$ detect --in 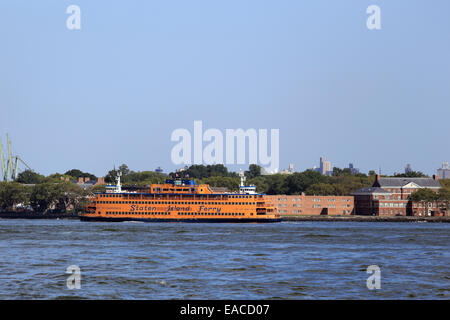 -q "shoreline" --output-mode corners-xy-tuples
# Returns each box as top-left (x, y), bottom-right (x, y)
(0, 212), (79, 220)
(1, 212), (449, 223)
(281, 215), (450, 223)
